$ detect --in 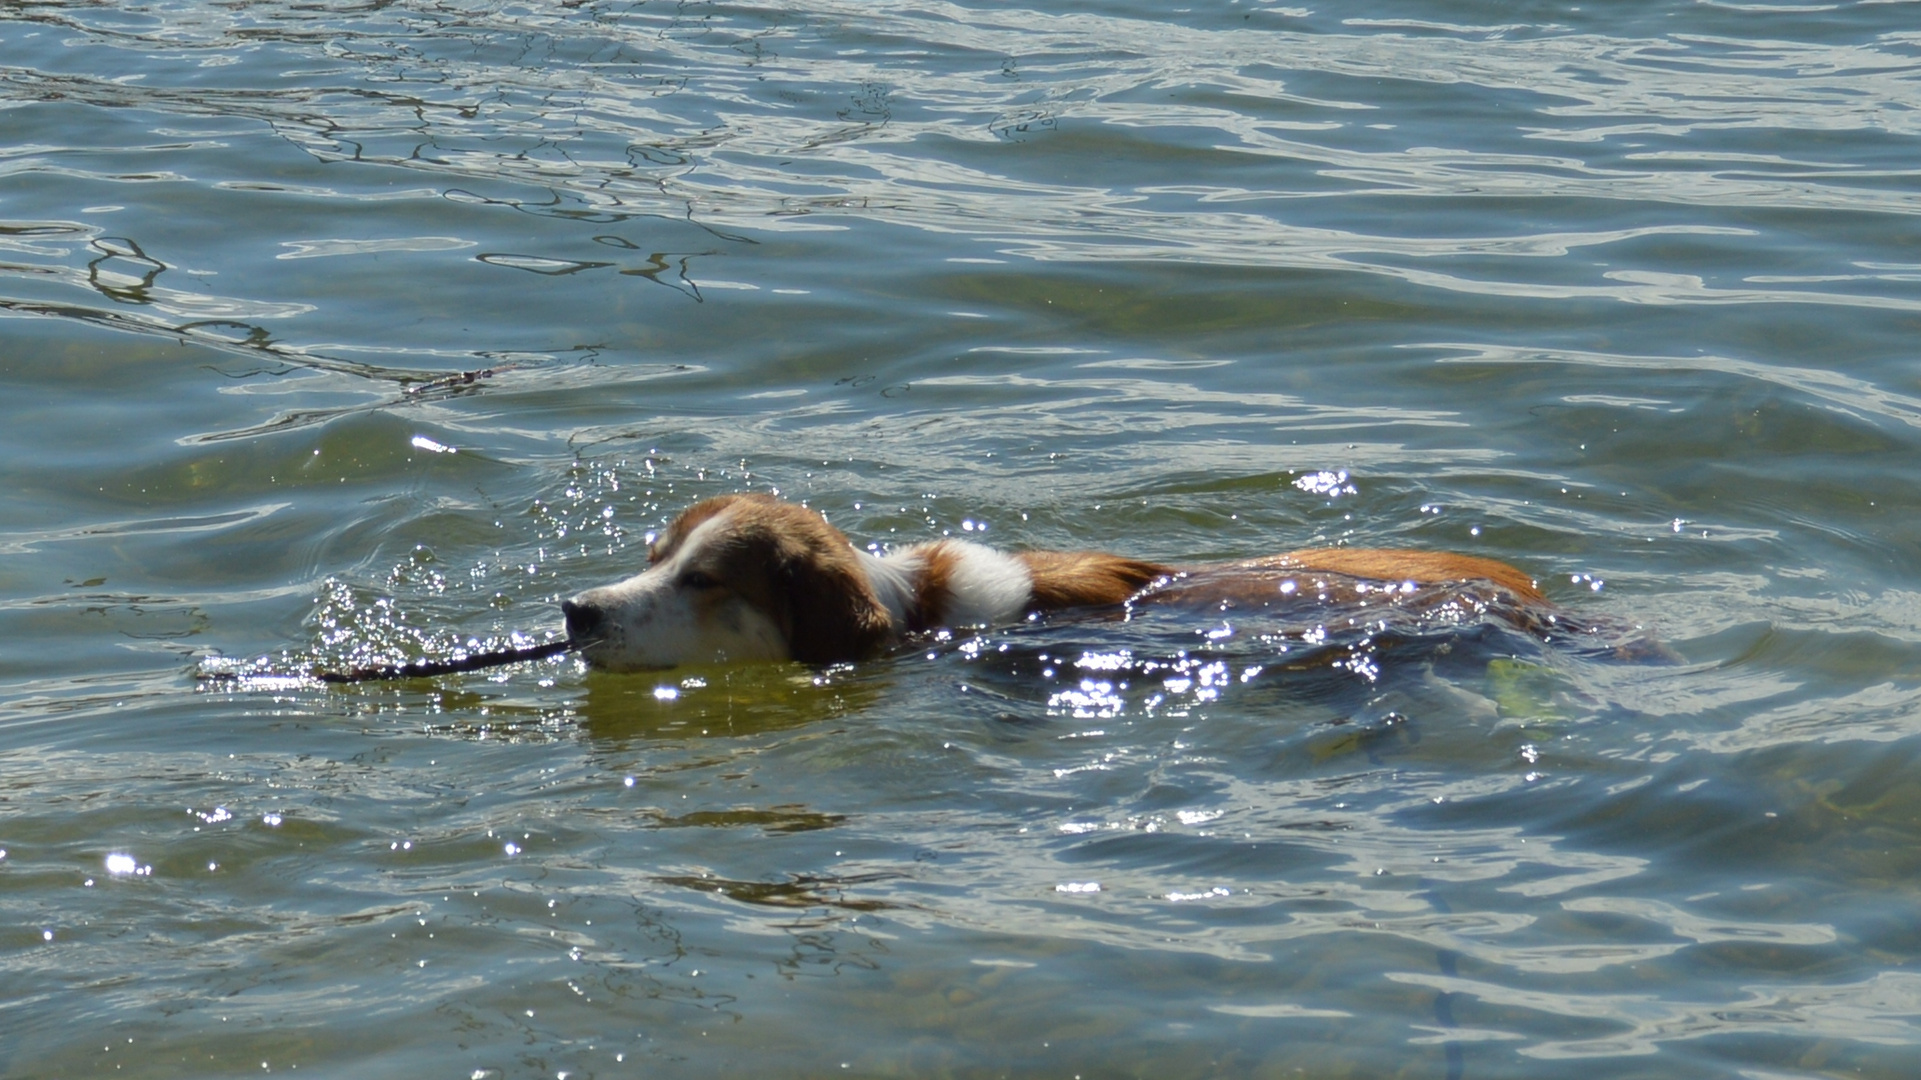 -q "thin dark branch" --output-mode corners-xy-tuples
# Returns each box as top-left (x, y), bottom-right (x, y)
(314, 640), (574, 682)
